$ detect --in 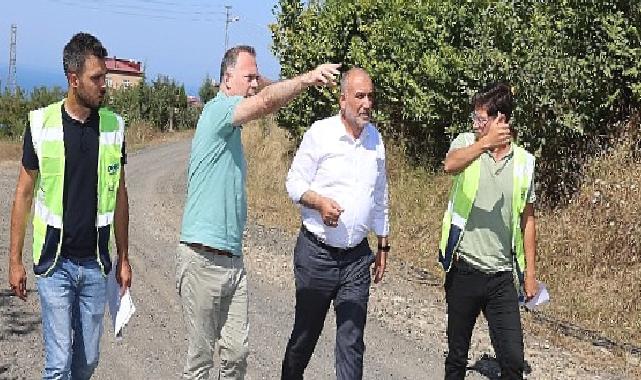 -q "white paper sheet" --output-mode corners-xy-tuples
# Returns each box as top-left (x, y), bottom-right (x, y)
(524, 280), (550, 310)
(107, 260), (136, 338)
